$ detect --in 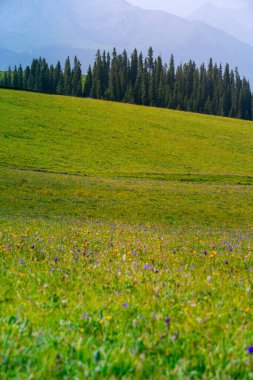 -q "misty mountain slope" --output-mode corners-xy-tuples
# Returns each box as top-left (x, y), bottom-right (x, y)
(1, 0), (253, 83)
(189, 2), (253, 47)
(0, 47), (34, 68)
